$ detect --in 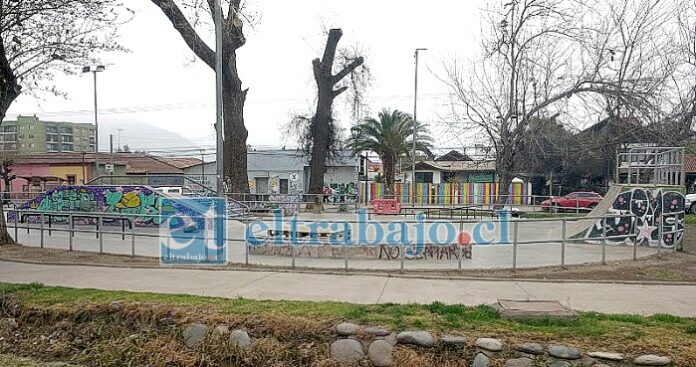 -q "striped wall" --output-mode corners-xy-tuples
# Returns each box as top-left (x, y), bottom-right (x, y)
(359, 182), (532, 205)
